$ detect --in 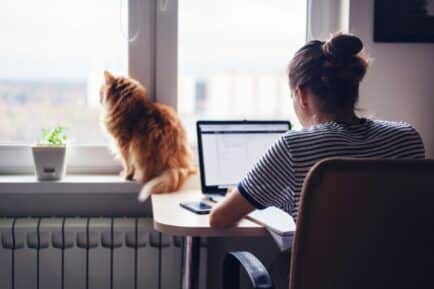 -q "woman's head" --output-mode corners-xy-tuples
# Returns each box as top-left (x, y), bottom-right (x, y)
(288, 33), (369, 126)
